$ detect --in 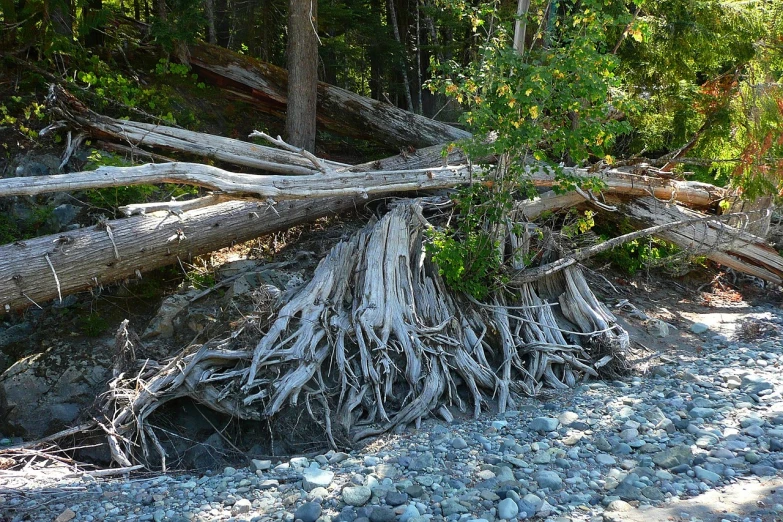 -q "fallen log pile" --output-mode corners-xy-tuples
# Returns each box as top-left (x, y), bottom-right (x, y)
(185, 43), (472, 149)
(1, 85), (781, 469)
